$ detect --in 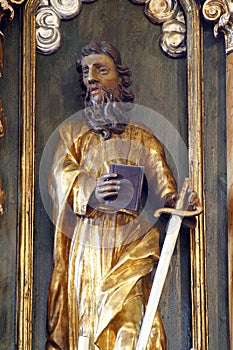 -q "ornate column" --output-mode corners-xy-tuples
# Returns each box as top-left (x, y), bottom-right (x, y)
(203, 1), (233, 348)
